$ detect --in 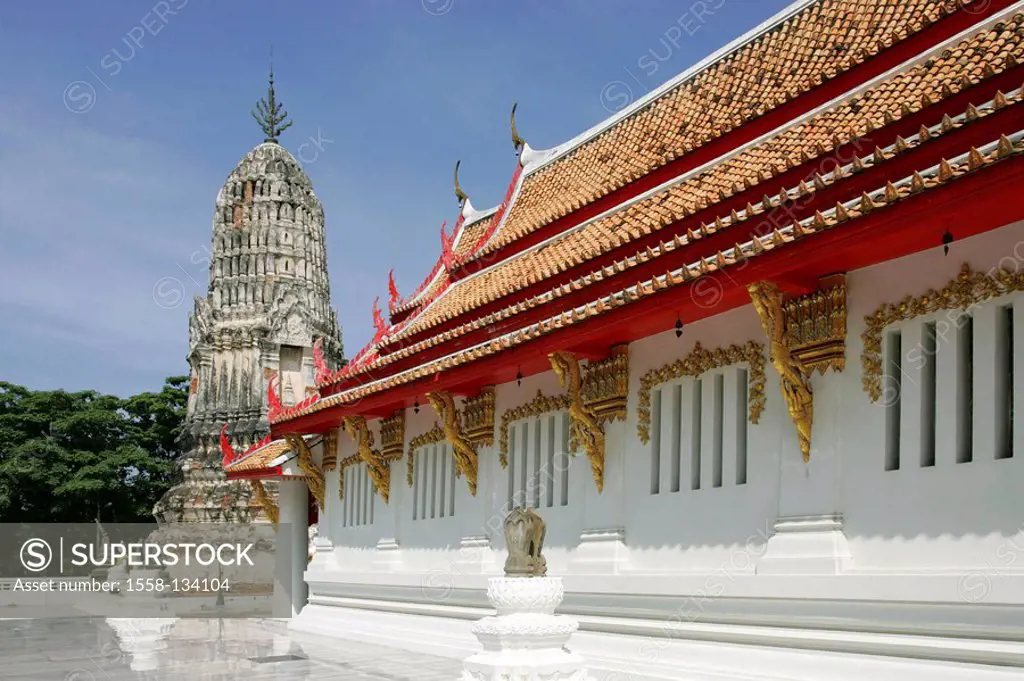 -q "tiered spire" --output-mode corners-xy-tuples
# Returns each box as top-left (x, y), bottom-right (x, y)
(252, 51), (293, 144)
